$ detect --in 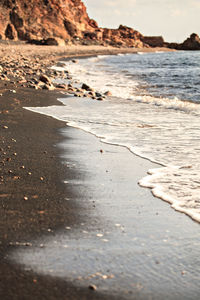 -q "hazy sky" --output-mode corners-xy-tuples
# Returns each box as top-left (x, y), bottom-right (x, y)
(84, 0), (200, 42)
